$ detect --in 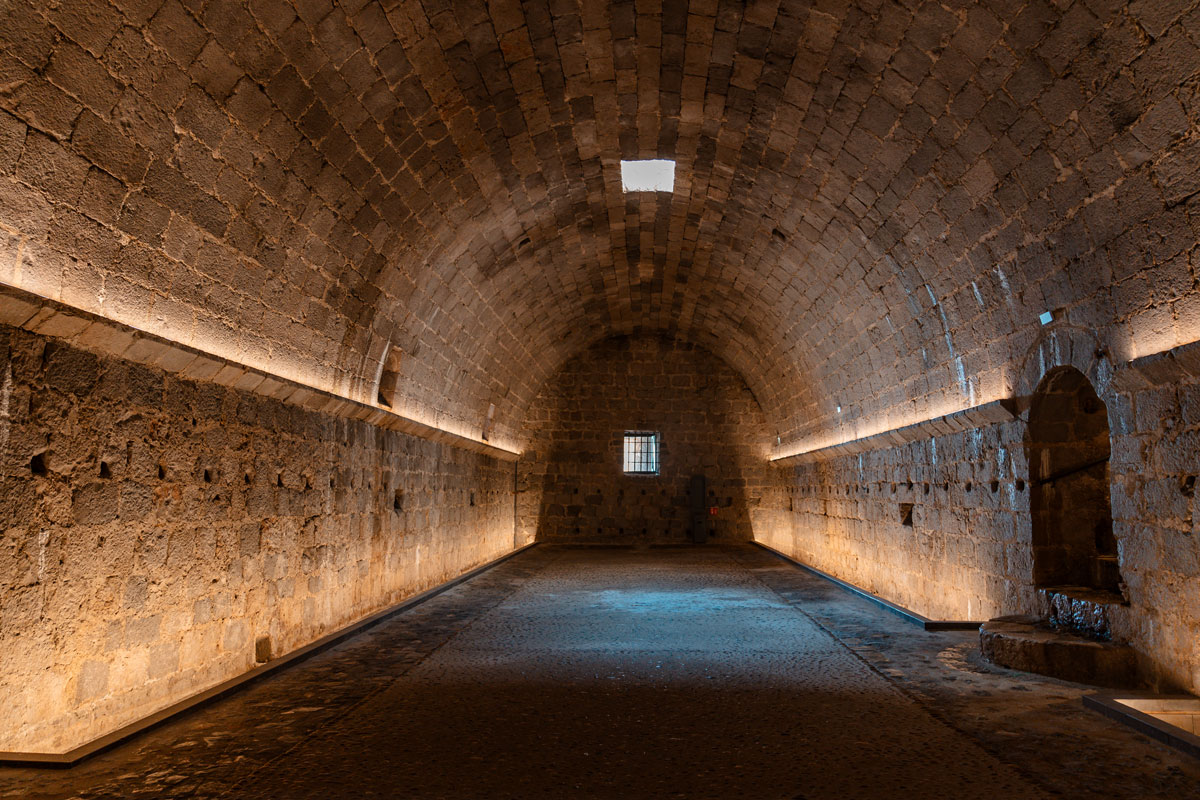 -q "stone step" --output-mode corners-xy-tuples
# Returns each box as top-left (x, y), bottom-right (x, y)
(980, 616), (1137, 688)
